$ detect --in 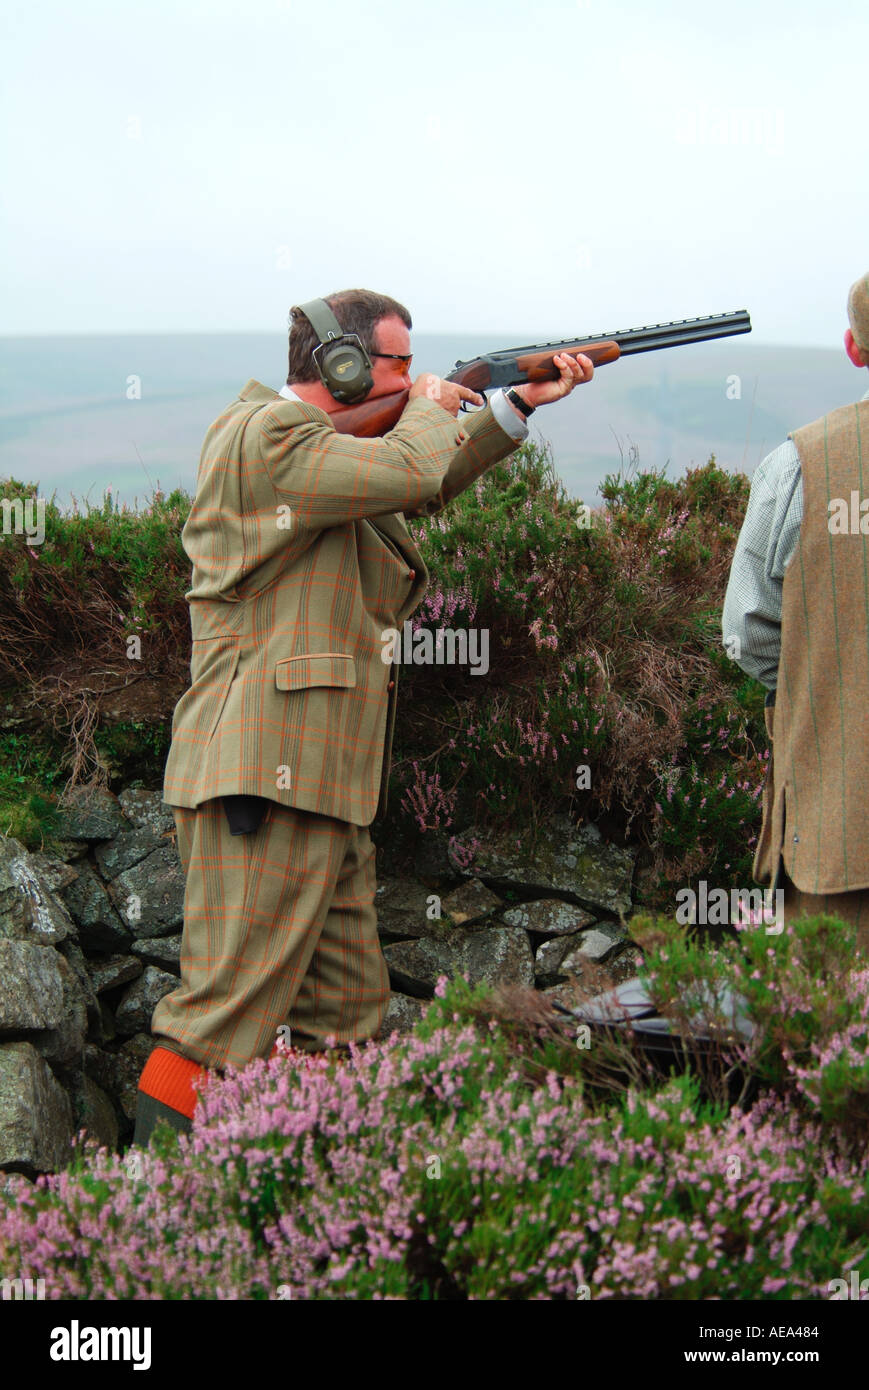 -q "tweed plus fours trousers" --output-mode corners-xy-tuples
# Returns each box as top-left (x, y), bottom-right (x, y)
(150, 798), (391, 1070)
